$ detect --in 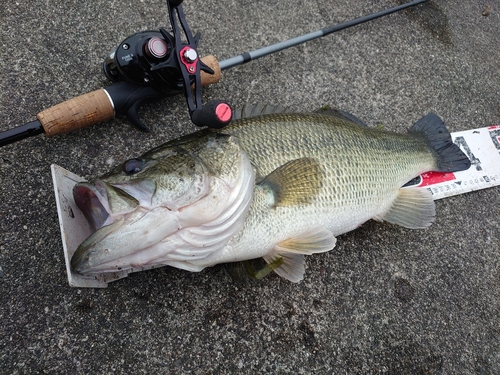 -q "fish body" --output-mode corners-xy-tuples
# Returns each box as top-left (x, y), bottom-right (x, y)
(71, 108), (470, 282)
